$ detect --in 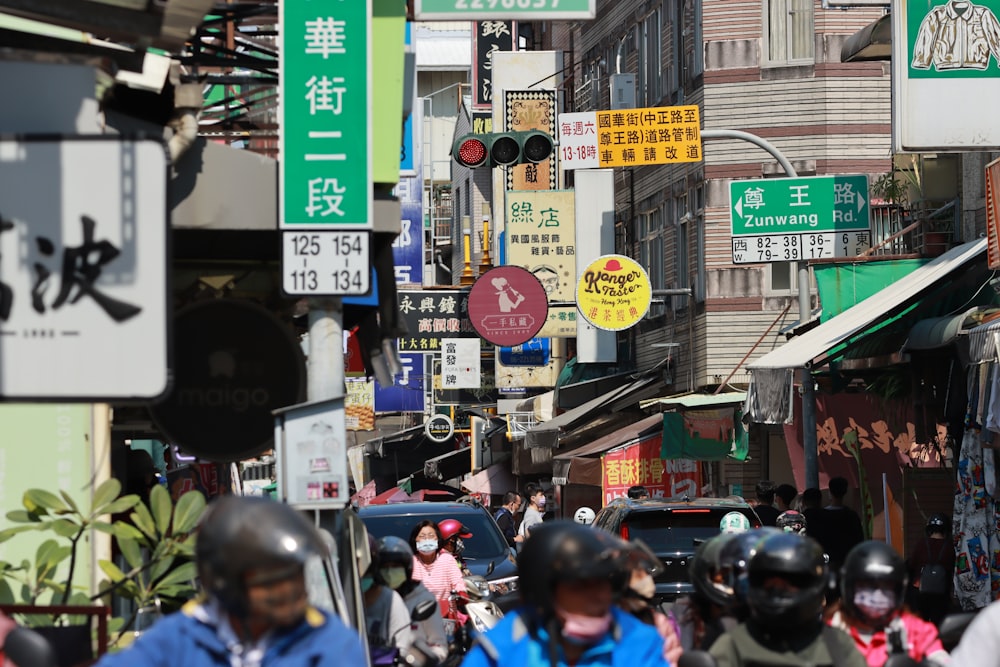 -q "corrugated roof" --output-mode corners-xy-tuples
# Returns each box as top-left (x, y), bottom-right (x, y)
(416, 35), (471, 69)
(641, 392), (747, 409)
